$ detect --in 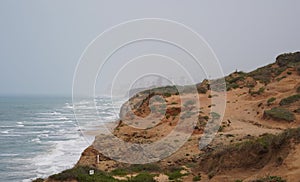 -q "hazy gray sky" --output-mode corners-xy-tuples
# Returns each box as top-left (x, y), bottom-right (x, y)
(0, 0), (299, 96)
